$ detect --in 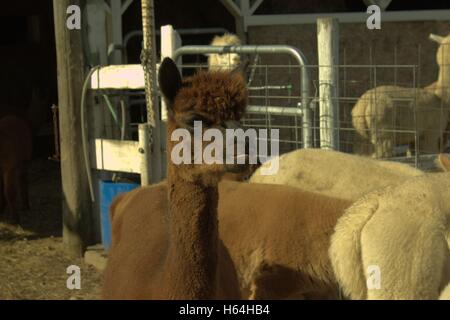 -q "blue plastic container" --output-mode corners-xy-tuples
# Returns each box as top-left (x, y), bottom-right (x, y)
(100, 180), (139, 251)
